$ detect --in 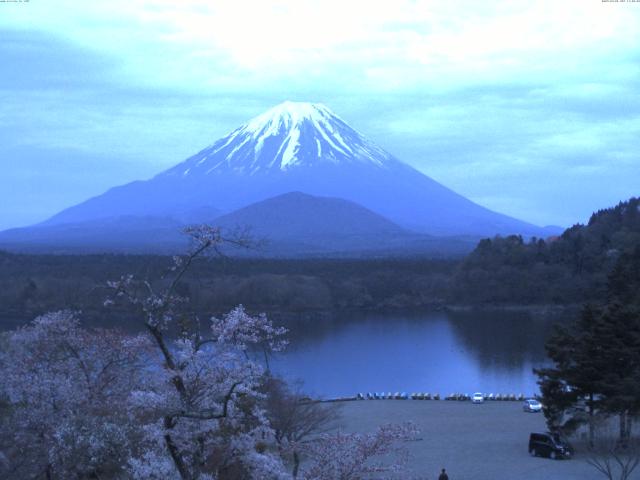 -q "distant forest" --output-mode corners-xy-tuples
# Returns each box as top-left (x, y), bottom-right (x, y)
(1, 197), (638, 327)
(452, 197), (640, 304)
